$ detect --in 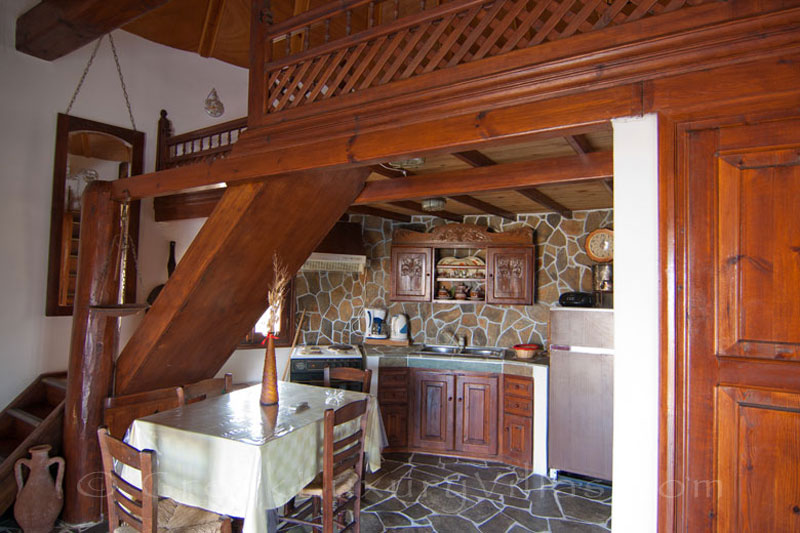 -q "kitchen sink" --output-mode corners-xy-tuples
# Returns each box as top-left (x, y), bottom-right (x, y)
(410, 344), (508, 359)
